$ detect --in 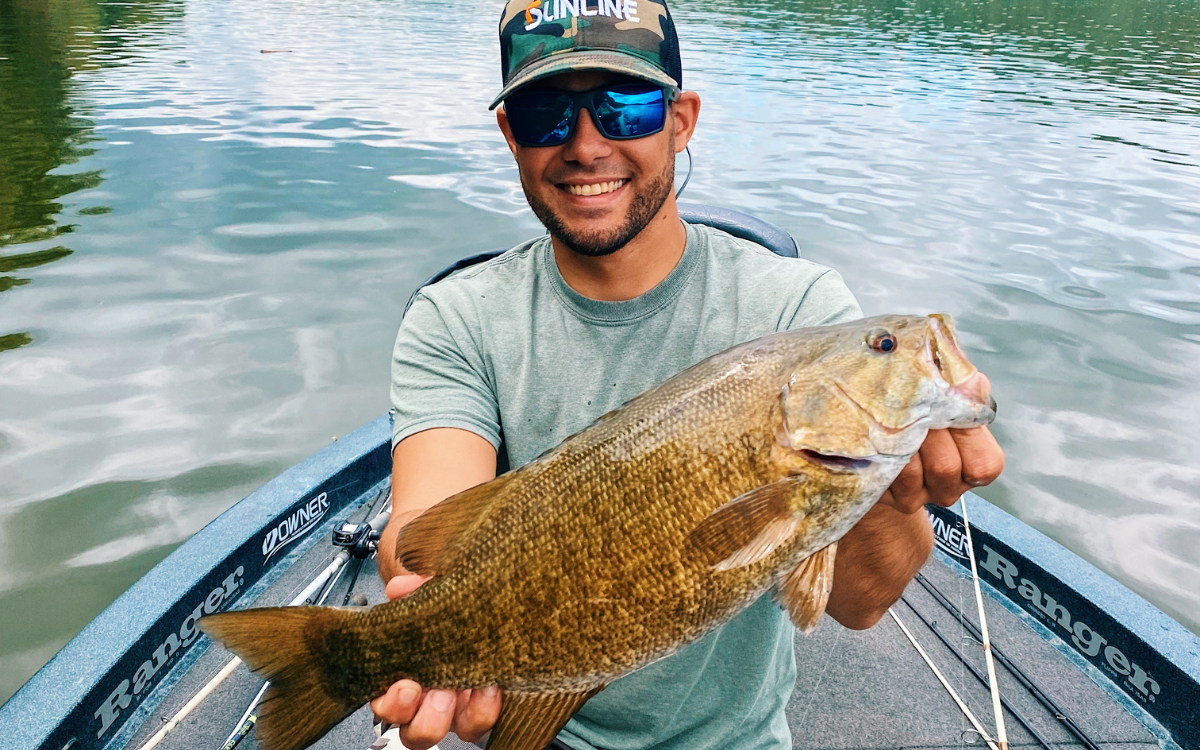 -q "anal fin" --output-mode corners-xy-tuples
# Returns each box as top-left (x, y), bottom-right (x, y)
(485, 687), (605, 750)
(776, 542), (837, 634)
(687, 476), (810, 570)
